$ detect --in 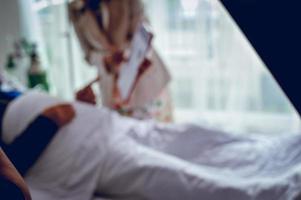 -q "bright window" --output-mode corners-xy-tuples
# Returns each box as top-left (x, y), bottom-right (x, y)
(144, 0), (301, 134)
